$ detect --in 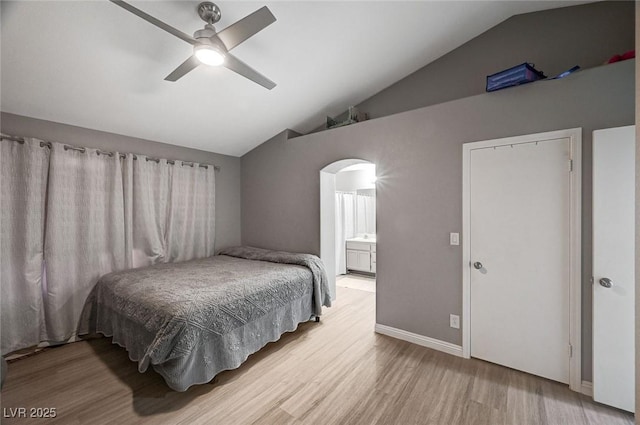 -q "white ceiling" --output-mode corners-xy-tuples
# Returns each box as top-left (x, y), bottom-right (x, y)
(1, 1), (588, 157)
